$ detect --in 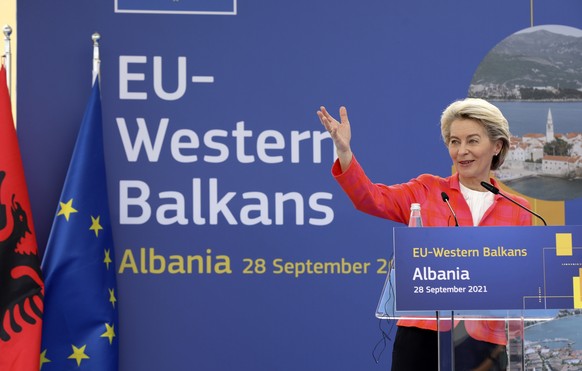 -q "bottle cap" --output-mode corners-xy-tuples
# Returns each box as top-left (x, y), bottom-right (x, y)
(410, 203), (421, 210)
